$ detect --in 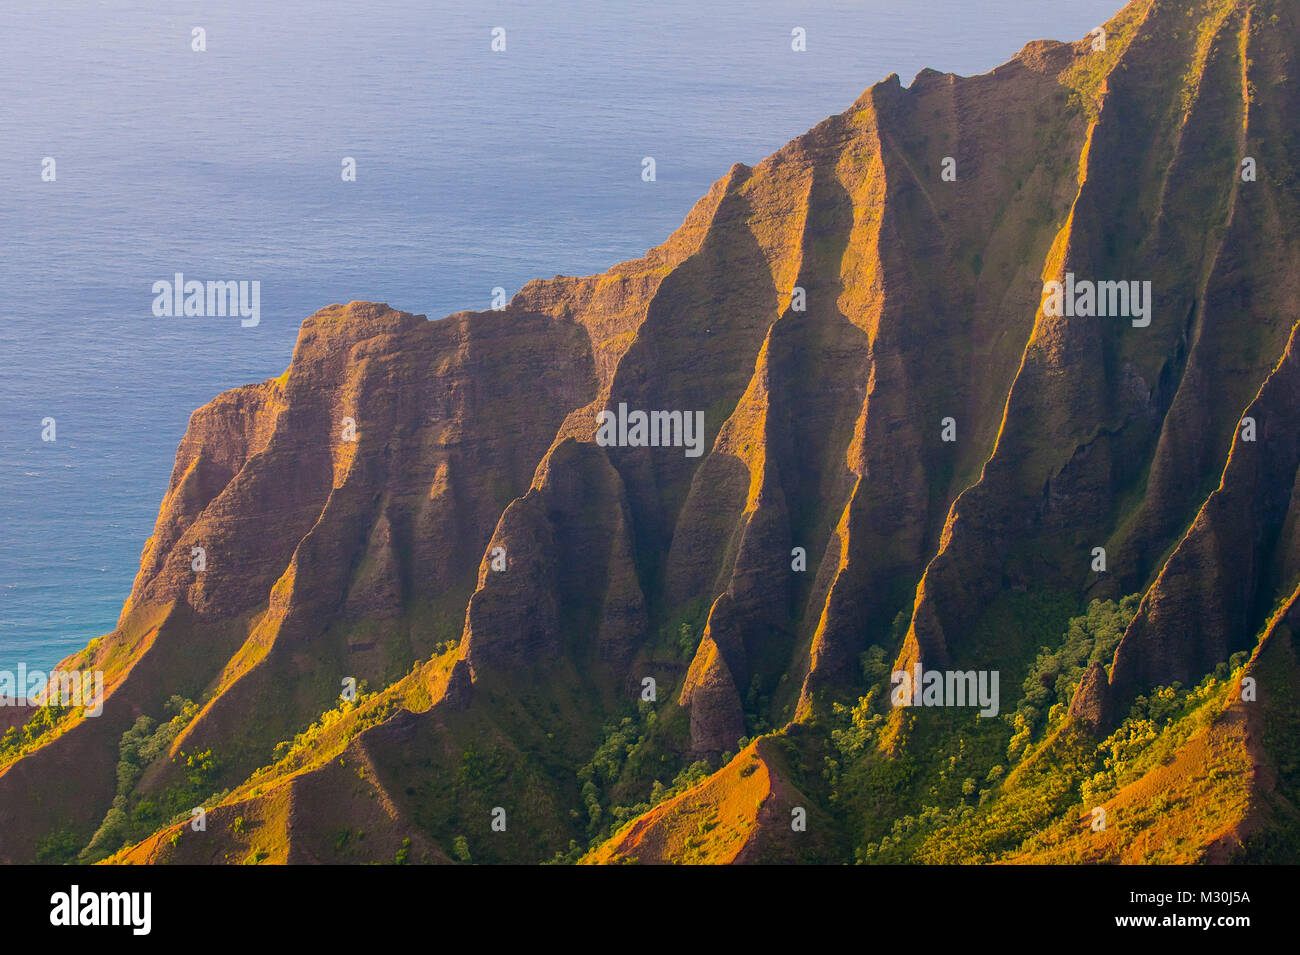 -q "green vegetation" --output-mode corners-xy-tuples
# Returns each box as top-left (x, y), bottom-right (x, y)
(452, 835), (472, 863)
(35, 828), (84, 865)
(571, 701), (714, 848)
(1238, 634), (1300, 862)
(79, 696), (227, 863)
(1008, 595), (1140, 758)
(1080, 659), (1246, 808)
(0, 704), (73, 768)
(811, 595), (1259, 863)
(267, 685), (385, 768)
